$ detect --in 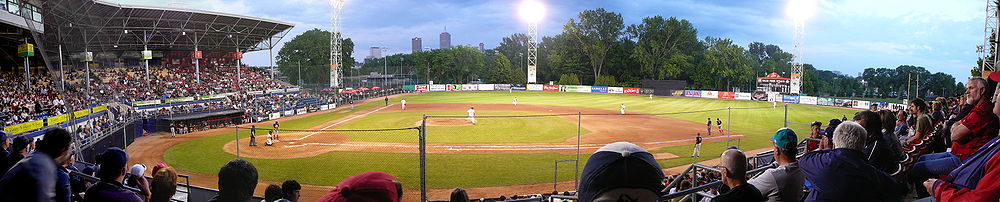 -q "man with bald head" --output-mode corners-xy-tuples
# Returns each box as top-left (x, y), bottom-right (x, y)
(800, 121), (907, 201)
(711, 149), (764, 202)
